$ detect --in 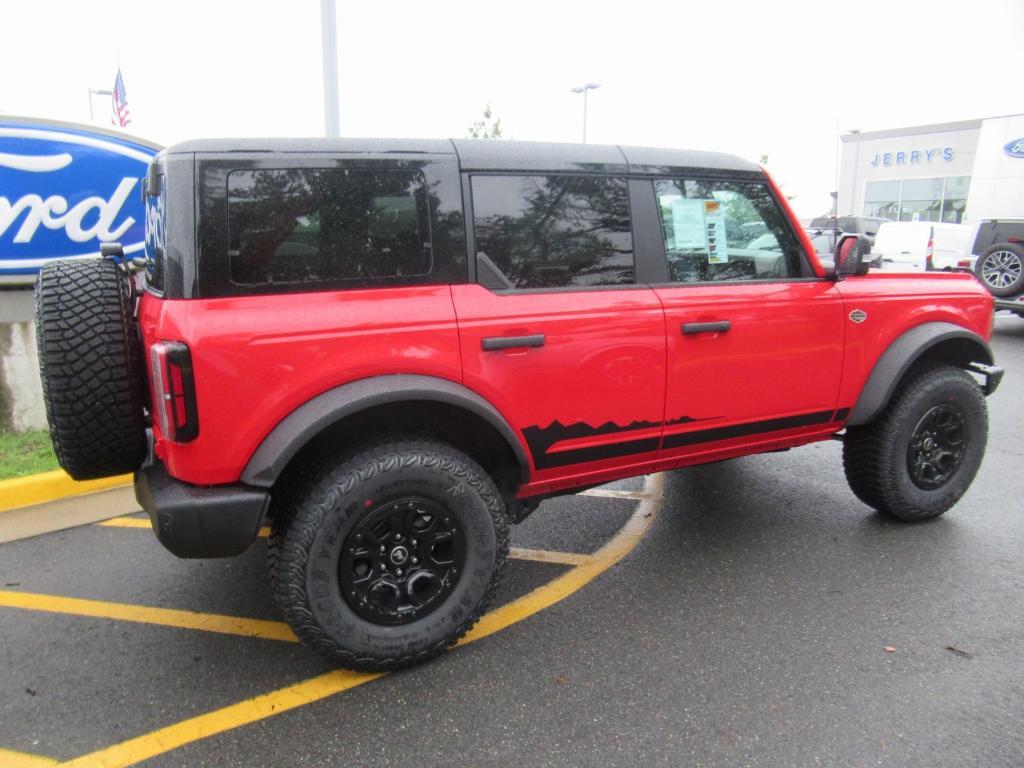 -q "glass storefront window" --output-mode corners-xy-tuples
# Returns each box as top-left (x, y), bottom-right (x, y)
(863, 176), (970, 224)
